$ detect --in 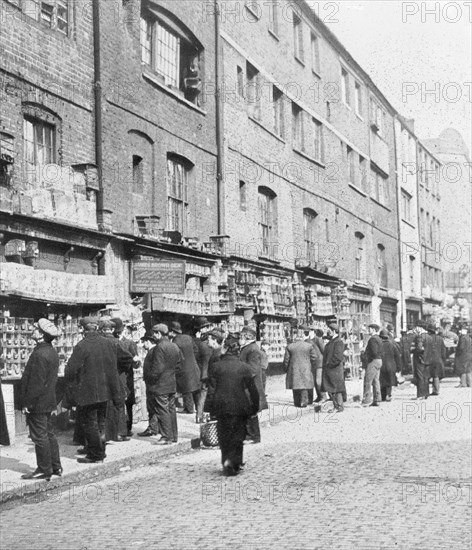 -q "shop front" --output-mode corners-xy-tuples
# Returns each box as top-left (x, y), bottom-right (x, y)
(405, 298), (422, 329)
